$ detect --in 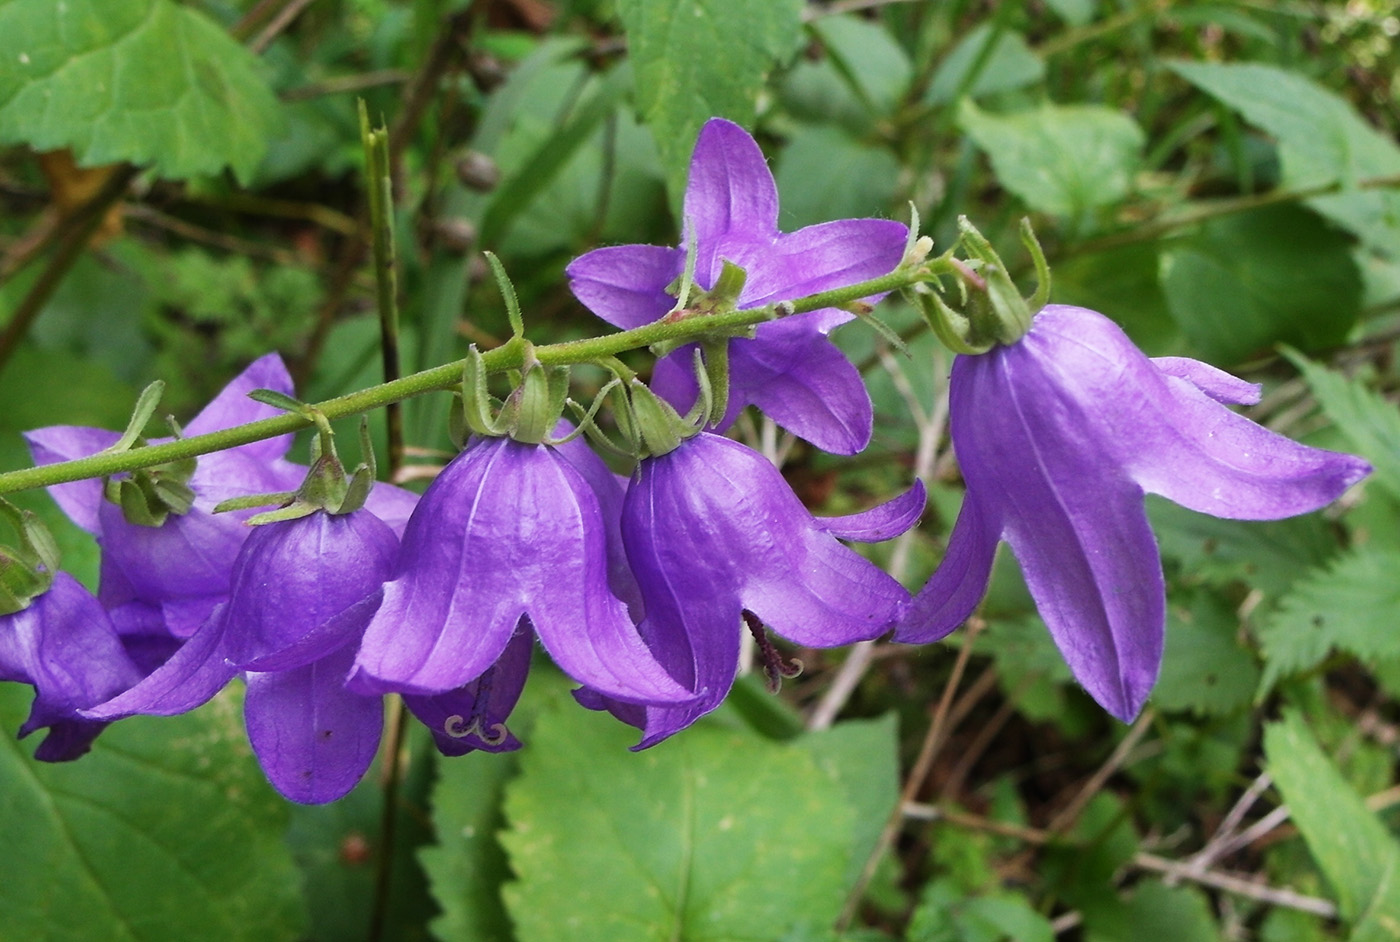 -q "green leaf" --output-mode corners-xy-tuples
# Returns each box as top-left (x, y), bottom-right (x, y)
(1264, 711), (1400, 925)
(1159, 204), (1361, 364)
(0, 685), (306, 942)
(1170, 61), (1400, 257)
(1084, 881), (1222, 942)
(1043, 0), (1096, 26)
(1150, 498), (1337, 599)
(926, 24), (1044, 106)
(957, 100), (1144, 218)
(808, 14), (912, 116)
(0, 0), (282, 184)
(1256, 547), (1400, 690)
(421, 751), (519, 942)
(617, 0), (804, 203)
(501, 700), (857, 941)
(908, 879), (1056, 942)
(1051, 241), (1179, 355)
(792, 714), (900, 891)
(1288, 353), (1400, 504)
(774, 124), (901, 230)
(1154, 590), (1259, 717)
